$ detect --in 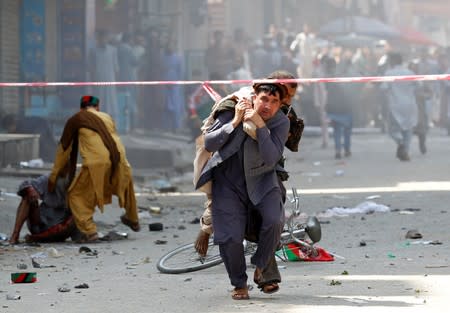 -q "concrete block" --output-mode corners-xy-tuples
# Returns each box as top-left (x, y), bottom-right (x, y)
(0, 134), (40, 168)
